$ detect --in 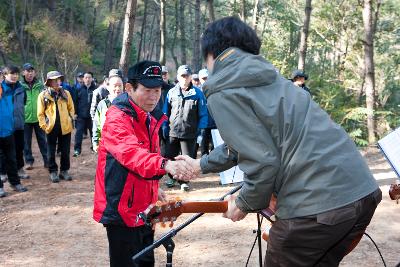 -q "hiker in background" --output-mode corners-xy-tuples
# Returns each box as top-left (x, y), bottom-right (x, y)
(290, 70), (311, 95)
(162, 65), (208, 191)
(90, 69), (123, 120)
(21, 63), (48, 170)
(37, 71), (75, 183)
(74, 72), (96, 156)
(192, 73), (201, 87)
(0, 65), (29, 197)
(0, 66), (6, 183)
(92, 73), (123, 152)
